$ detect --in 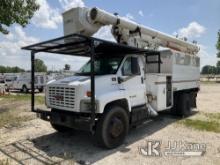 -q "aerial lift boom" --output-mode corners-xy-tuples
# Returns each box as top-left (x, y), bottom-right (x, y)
(63, 7), (199, 54)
